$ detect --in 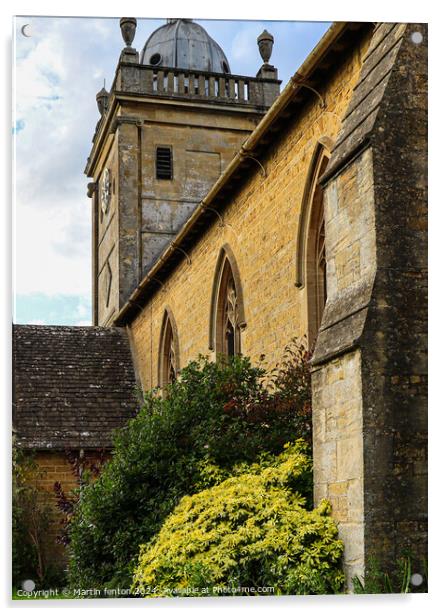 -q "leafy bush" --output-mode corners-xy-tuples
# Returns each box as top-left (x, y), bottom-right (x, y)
(68, 344), (312, 589)
(53, 449), (107, 547)
(132, 440), (344, 596)
(12, 444), (52, 586)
